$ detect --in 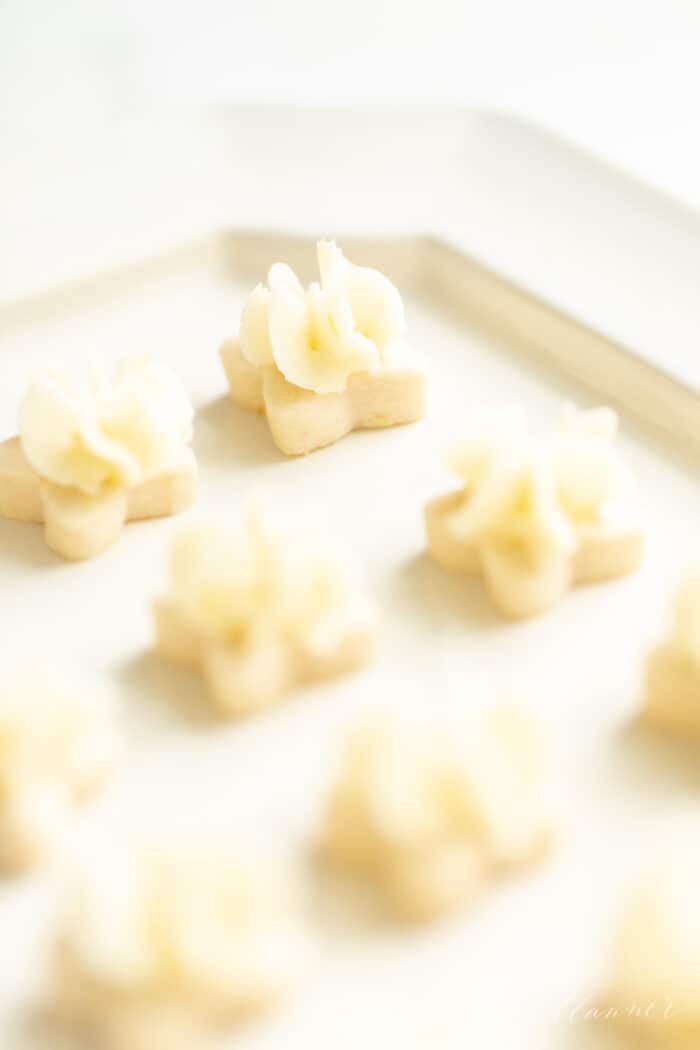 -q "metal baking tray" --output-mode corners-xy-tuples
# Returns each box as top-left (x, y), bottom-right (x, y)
(2, 111), (700, 1050)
